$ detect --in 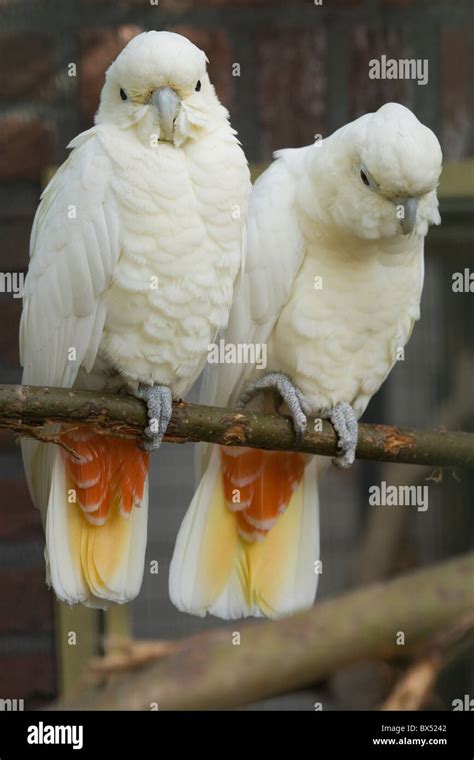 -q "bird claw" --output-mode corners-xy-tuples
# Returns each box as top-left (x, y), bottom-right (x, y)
(237, 371), (310, 442)
(133, 384), (173, 451)
(330, 401), (358, 468)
